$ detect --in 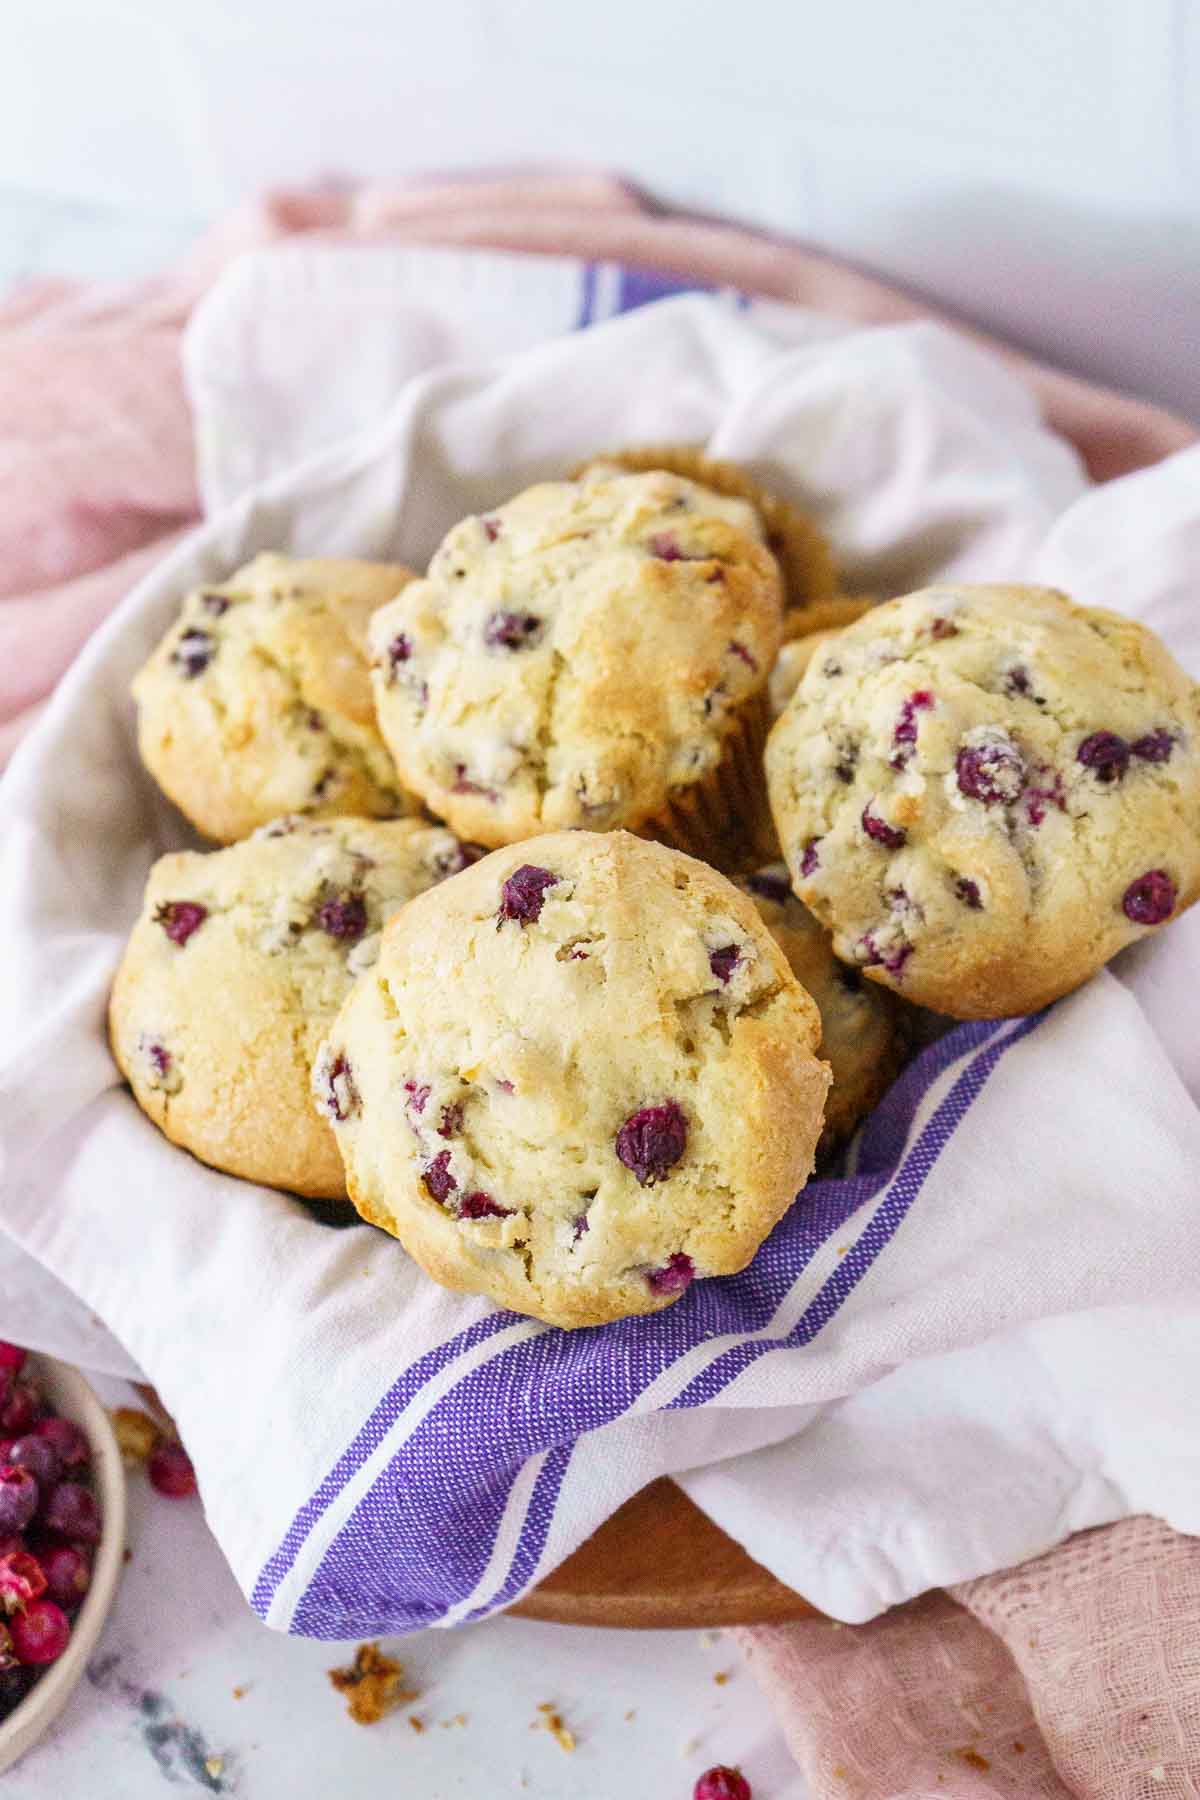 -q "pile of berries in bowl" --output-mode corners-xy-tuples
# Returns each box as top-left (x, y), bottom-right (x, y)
(0, 1343), (126, 1773)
